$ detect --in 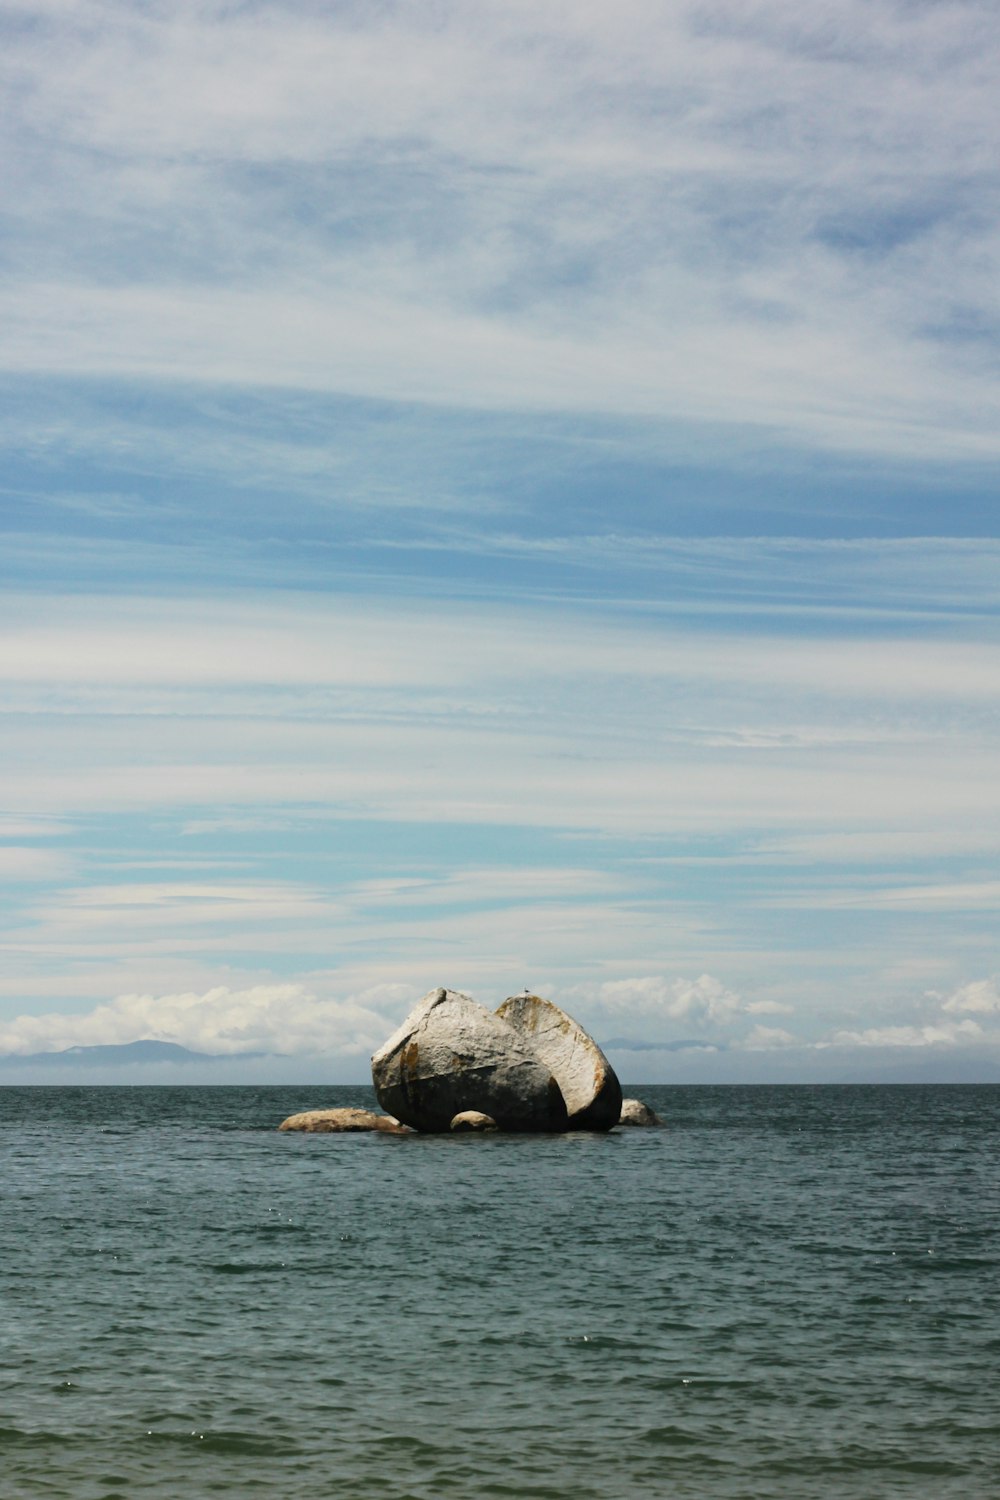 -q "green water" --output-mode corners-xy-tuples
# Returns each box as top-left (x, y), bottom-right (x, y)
(1, 1084), (998, 1498)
